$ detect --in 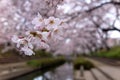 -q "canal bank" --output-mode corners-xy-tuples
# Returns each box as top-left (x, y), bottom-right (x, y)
(0, 61), (35, 80)
(11, 63), (73, 80)
(0, 57), (66, 80)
